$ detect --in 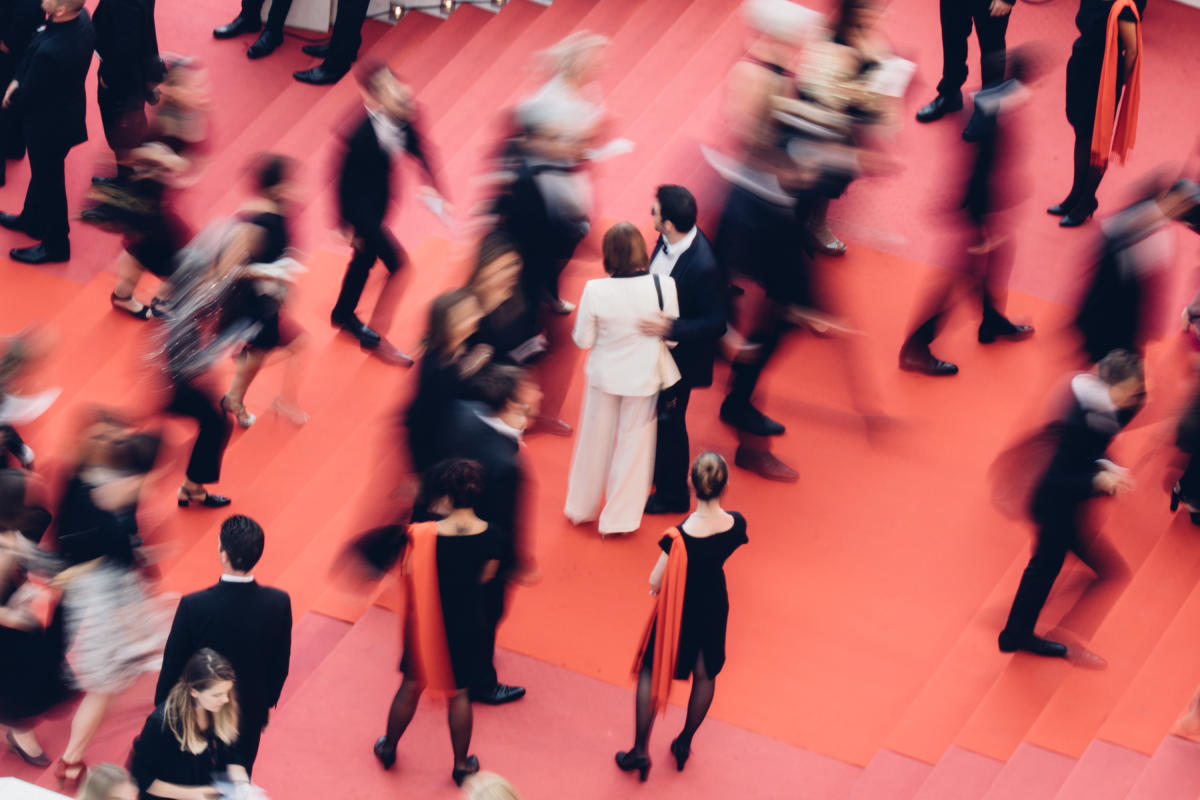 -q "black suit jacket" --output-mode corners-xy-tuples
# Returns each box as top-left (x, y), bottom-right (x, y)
(0, 0), (45, 83)
(11, 11), (94, 148)
(93, 0), (162, 95)
(154, 579), (292, 727)
(652, 230), (726, 388)
(437, 401), (527, 572)
(336, 110), (436, 232)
